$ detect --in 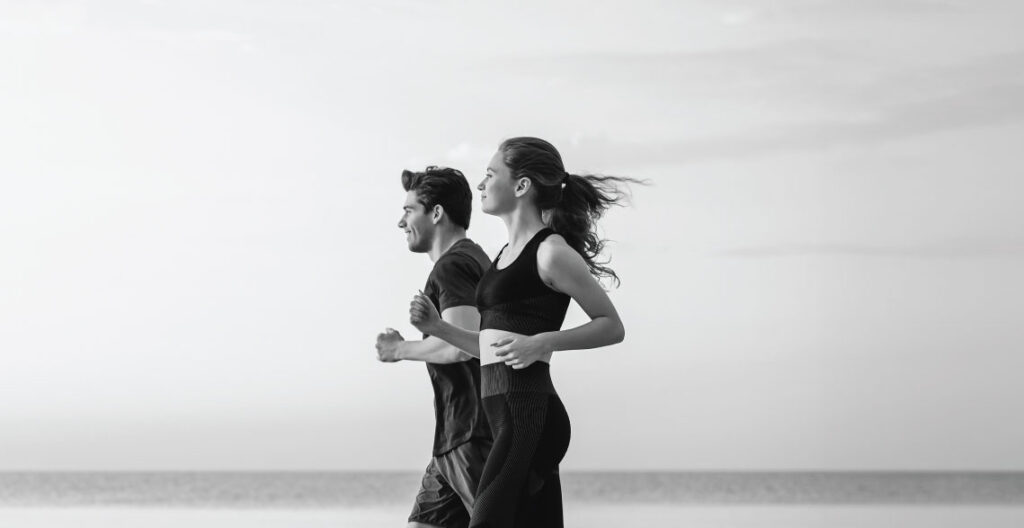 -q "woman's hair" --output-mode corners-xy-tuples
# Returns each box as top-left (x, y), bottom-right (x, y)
(498, 137), (645, 287)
